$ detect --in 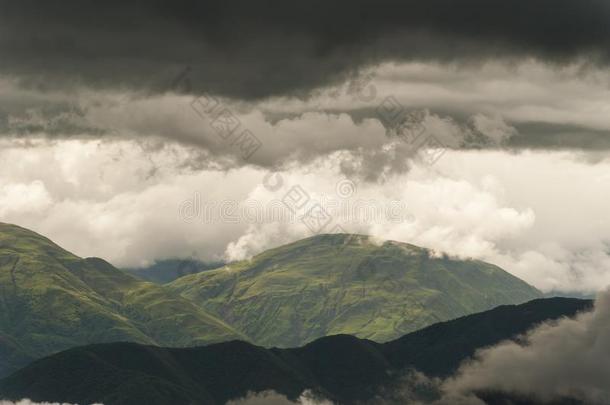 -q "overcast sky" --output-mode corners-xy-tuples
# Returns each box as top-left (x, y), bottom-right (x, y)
(1, 0), (609, 293)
